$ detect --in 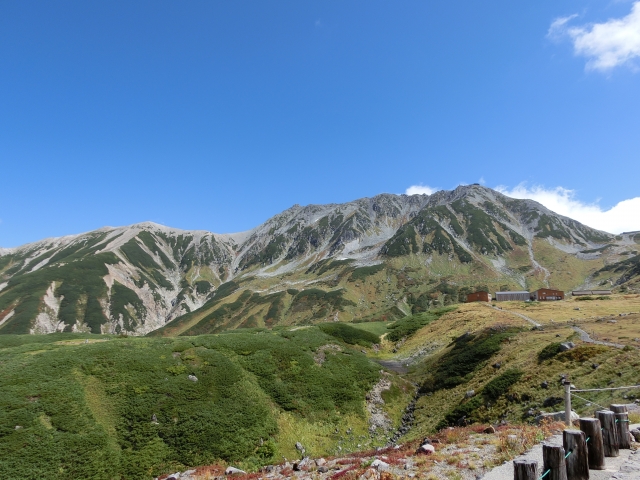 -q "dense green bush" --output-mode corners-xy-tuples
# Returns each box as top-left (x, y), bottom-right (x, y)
(349, 265), (385, 282)
(538, 342), (563, 362)
(482, 369), (523, 400)
(421, 327), (517, 393)
(318, 322), (380, 347)
(0, 328), (380, 479)
(438, 368), (523, 429)
(387, 307), (455, 343)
